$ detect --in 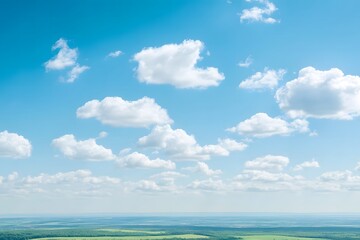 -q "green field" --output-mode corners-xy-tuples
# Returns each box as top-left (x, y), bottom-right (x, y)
(97, 229), (166, 234)
(32, 234), (209, 240)
(239, 236), (328, 240)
